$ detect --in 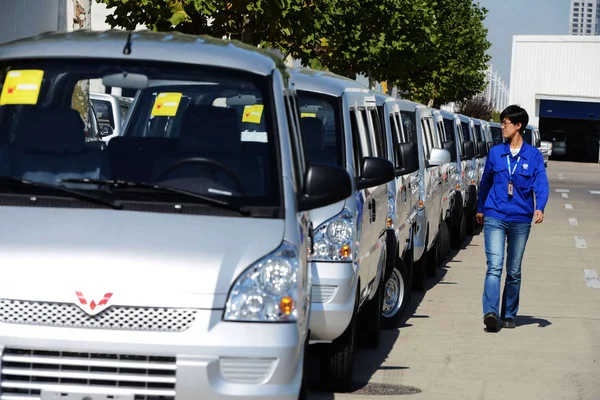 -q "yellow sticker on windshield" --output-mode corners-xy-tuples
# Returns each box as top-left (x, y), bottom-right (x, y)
(151, 92), (182, 117)
(242, 104), (264, 124)
(0, 69), (44, 105)
(301, 112), (317, 118)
